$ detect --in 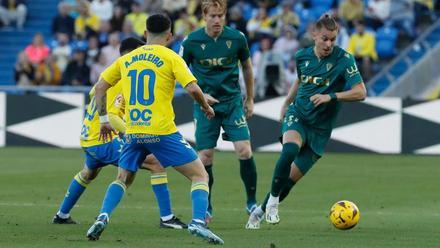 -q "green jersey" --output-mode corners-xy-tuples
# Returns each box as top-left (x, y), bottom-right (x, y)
(291, 46), (363, 130)
(180, 26), (250, 102)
